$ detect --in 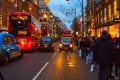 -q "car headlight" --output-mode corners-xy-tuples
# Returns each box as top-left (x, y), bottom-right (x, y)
(70, 44), (73, 47)
(59, 44), (62, 47)
(7, 48), (10, 51)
